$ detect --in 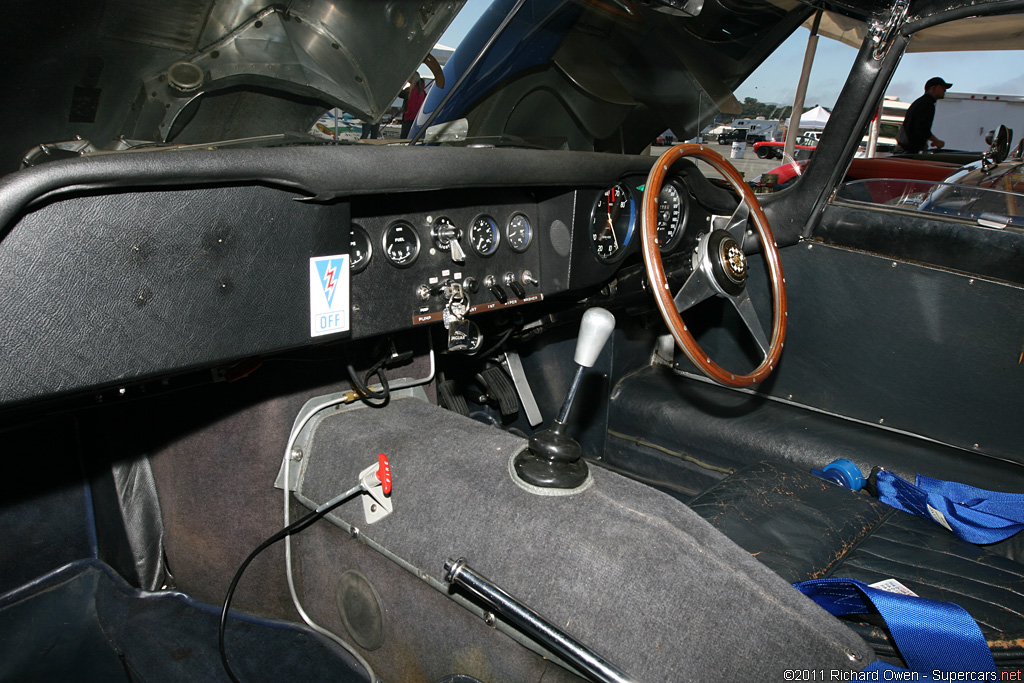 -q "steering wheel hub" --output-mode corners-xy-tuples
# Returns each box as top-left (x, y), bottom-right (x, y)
(722, 238), (747, 282)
